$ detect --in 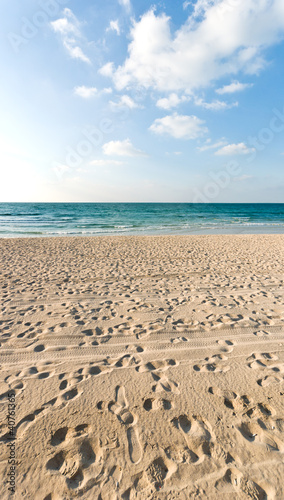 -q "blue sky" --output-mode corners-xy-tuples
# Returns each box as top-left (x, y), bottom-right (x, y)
(1, 0), (284, 202)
